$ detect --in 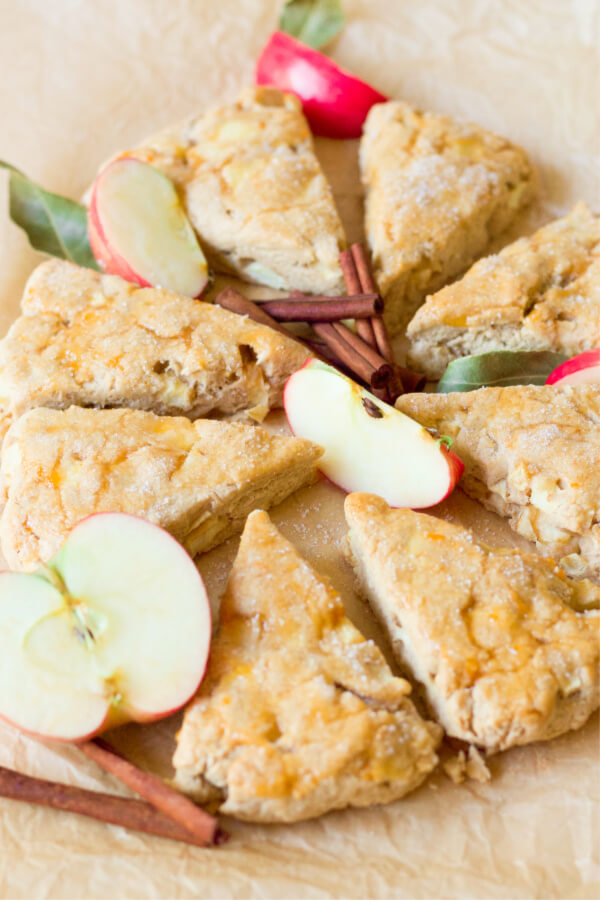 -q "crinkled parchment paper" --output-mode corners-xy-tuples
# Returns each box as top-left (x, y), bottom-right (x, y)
(0, 1), (598, 897)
